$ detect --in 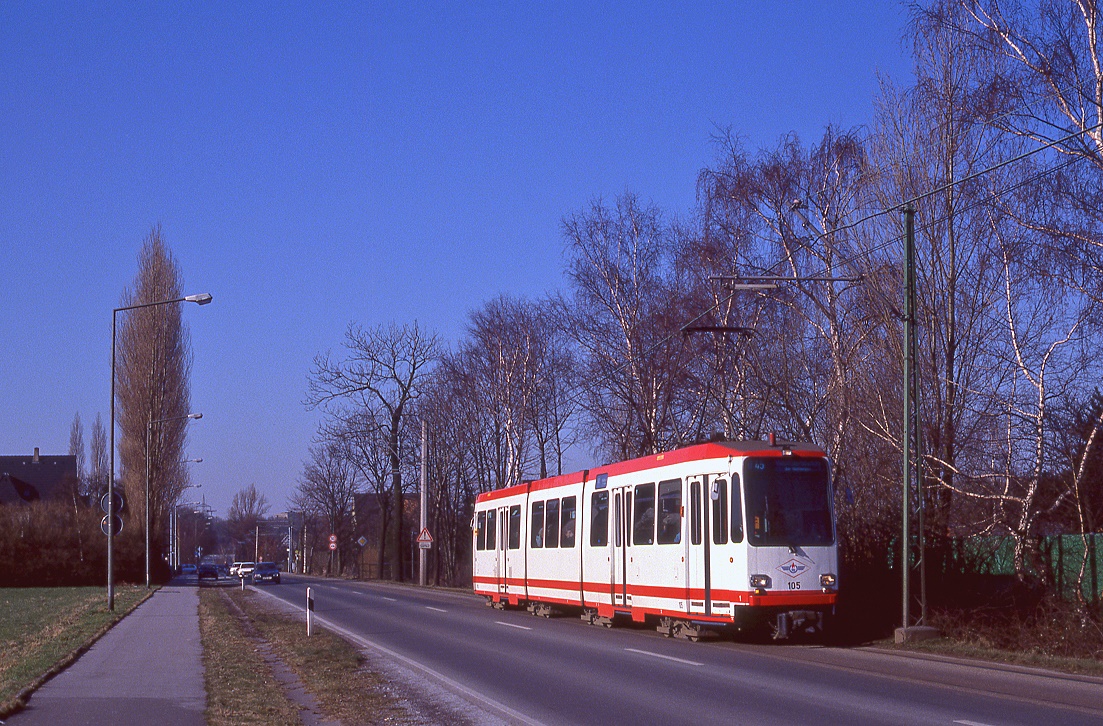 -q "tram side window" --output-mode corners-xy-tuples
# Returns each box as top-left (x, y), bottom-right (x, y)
(545, 498), (560, 548)
(590, 491), (609, 546)
(531, 501), (544, 548)
(657, 479), (681, 544)
(508, 505), (521, 550)
(561, 496), (577, 548)
(712, 478), (729, 546)
(633, 483), (655, 545)
(476, 511), (487, 551)
(690, 481), (702, 545)
(731, 473), (744, 543)
(486, 510), (496, 550)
